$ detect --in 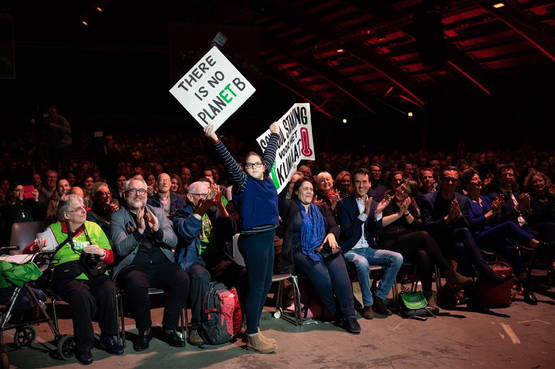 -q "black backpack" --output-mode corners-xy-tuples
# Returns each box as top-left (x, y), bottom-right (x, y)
(200, 282), (242, 345)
